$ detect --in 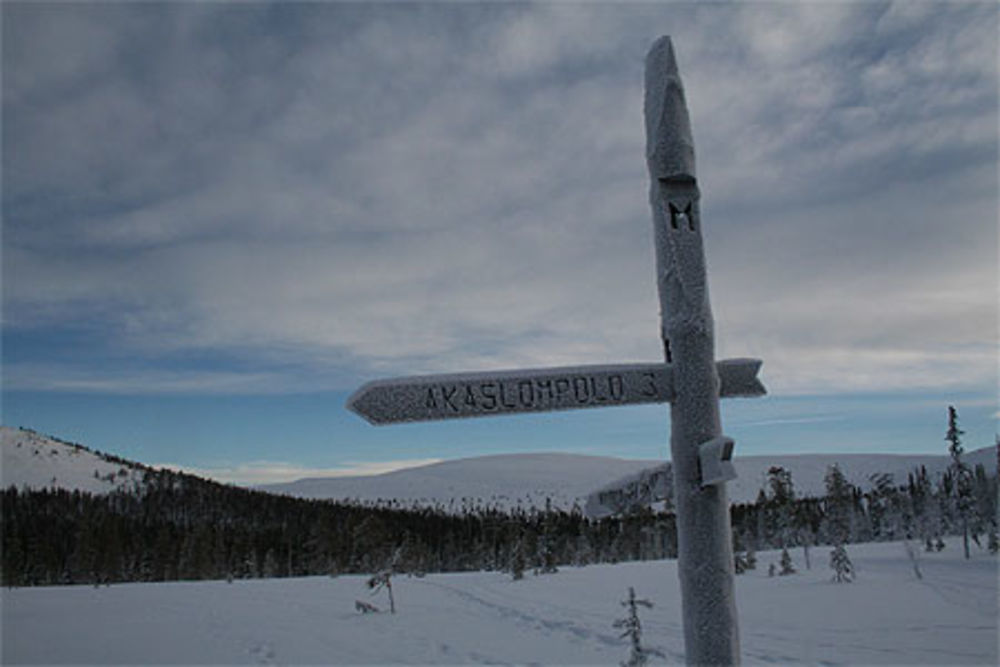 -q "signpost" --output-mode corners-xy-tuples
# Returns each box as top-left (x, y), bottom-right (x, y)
(348, 35), (761, 666)
(349, 358), (763, 425)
